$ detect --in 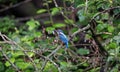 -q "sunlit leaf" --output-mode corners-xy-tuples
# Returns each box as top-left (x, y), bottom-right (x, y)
(108, 42), (117, 49)
(51, 7), (60, 15)
(26, 19), (40, 31)
(12, 51), (24, 58)
(34, 32), (42, 37)
(5, 58), (15, 67)
(37, 9), (47, 14)
(46, 27), (55, 33)
(60, 61), (67, 67)
(77, 4), (85, 8)
(101, 34), (109, 39)
(16, 62), (30, 70)
(64, 19), (74, 24)
(27, 52), (35, 57)
(53, 23), (66, 28)
(70, 28), (78, 33)
(83, 62), (89, 67)
(107, 26), (114, 32)
(96, 24), (108, 32)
